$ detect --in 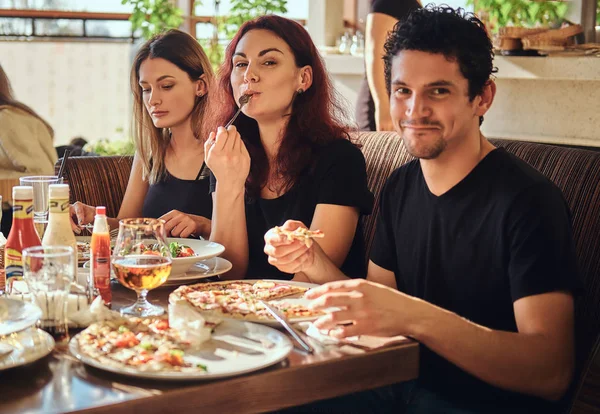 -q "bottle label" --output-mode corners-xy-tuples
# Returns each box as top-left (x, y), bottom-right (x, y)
(92, 256), (112, 304)
(5, 248), (23, 279)
(49, 198), (70, 214)
(13, 200), (34, 219)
